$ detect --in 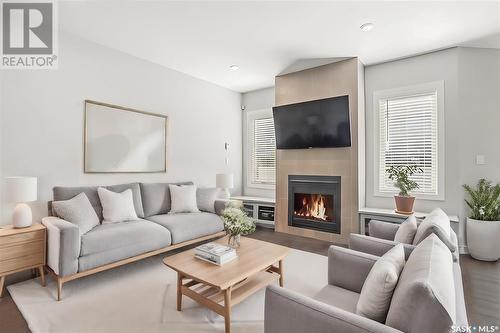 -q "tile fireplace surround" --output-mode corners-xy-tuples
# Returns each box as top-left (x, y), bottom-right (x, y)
(288, 175), (341, 234)
(274, 57), (363, 244)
